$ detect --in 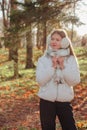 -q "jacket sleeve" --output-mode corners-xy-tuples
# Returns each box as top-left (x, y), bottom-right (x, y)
(36, 57), (55, 86)
(62, 56), (80, 86)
